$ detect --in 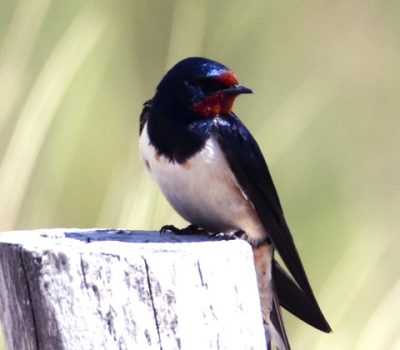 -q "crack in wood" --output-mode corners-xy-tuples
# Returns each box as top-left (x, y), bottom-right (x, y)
(79, 255), (89, 291)
(19, 247), (40, 350)
(196, 260), (208, 288)
(142, 257), (163, 350)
